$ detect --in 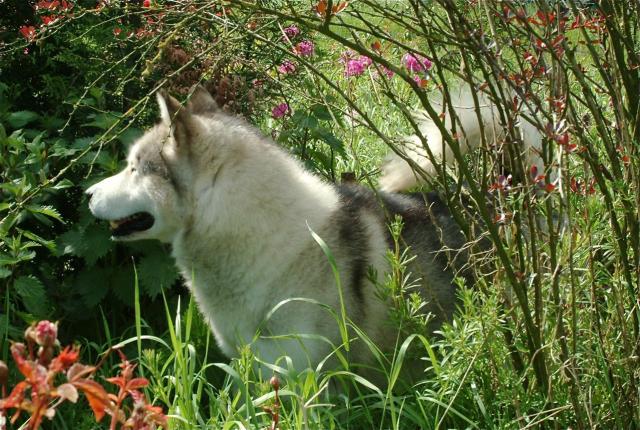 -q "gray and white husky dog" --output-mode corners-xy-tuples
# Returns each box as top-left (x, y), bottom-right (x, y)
(87, 86), (538, 378)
